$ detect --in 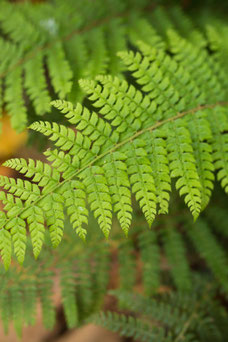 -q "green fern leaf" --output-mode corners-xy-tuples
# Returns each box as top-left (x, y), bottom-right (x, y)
(0, 39), (228, 264)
